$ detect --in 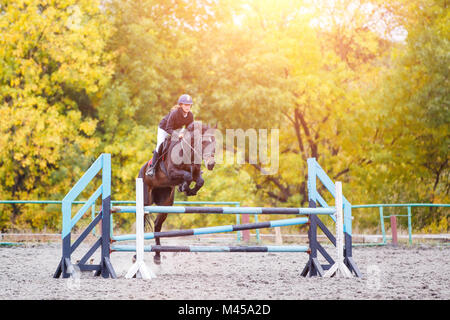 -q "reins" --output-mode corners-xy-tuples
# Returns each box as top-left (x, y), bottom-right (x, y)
(180, 132), (215, 161)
